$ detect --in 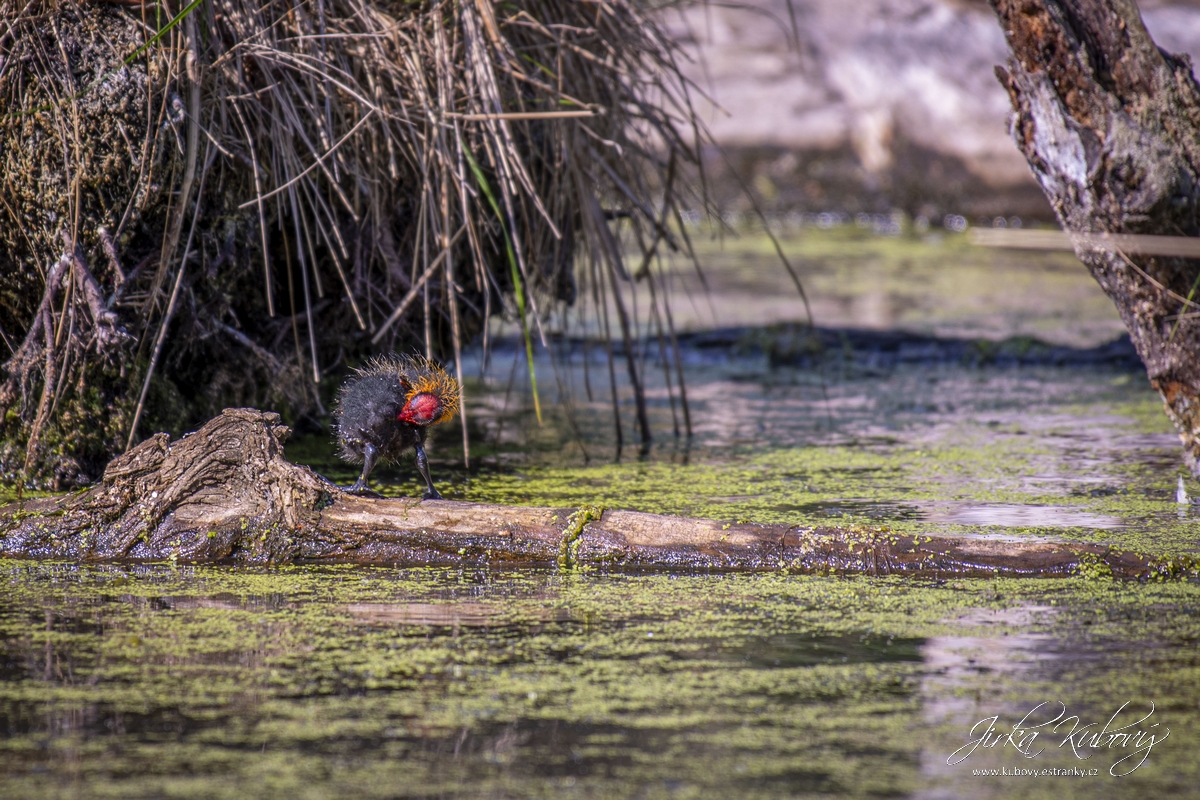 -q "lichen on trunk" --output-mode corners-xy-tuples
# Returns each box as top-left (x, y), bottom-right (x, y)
(990, 0), (1200, 474)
